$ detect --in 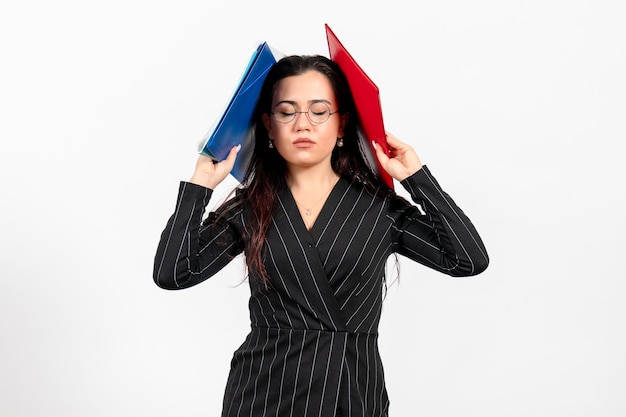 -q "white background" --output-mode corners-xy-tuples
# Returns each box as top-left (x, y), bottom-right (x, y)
(1, 0), (625, 416)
